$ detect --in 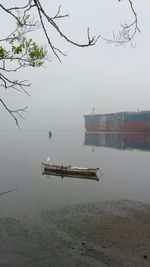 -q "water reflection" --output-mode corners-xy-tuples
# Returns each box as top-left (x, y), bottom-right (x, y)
(84, 132), (150, 151)
(1, 129), (150, 217)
